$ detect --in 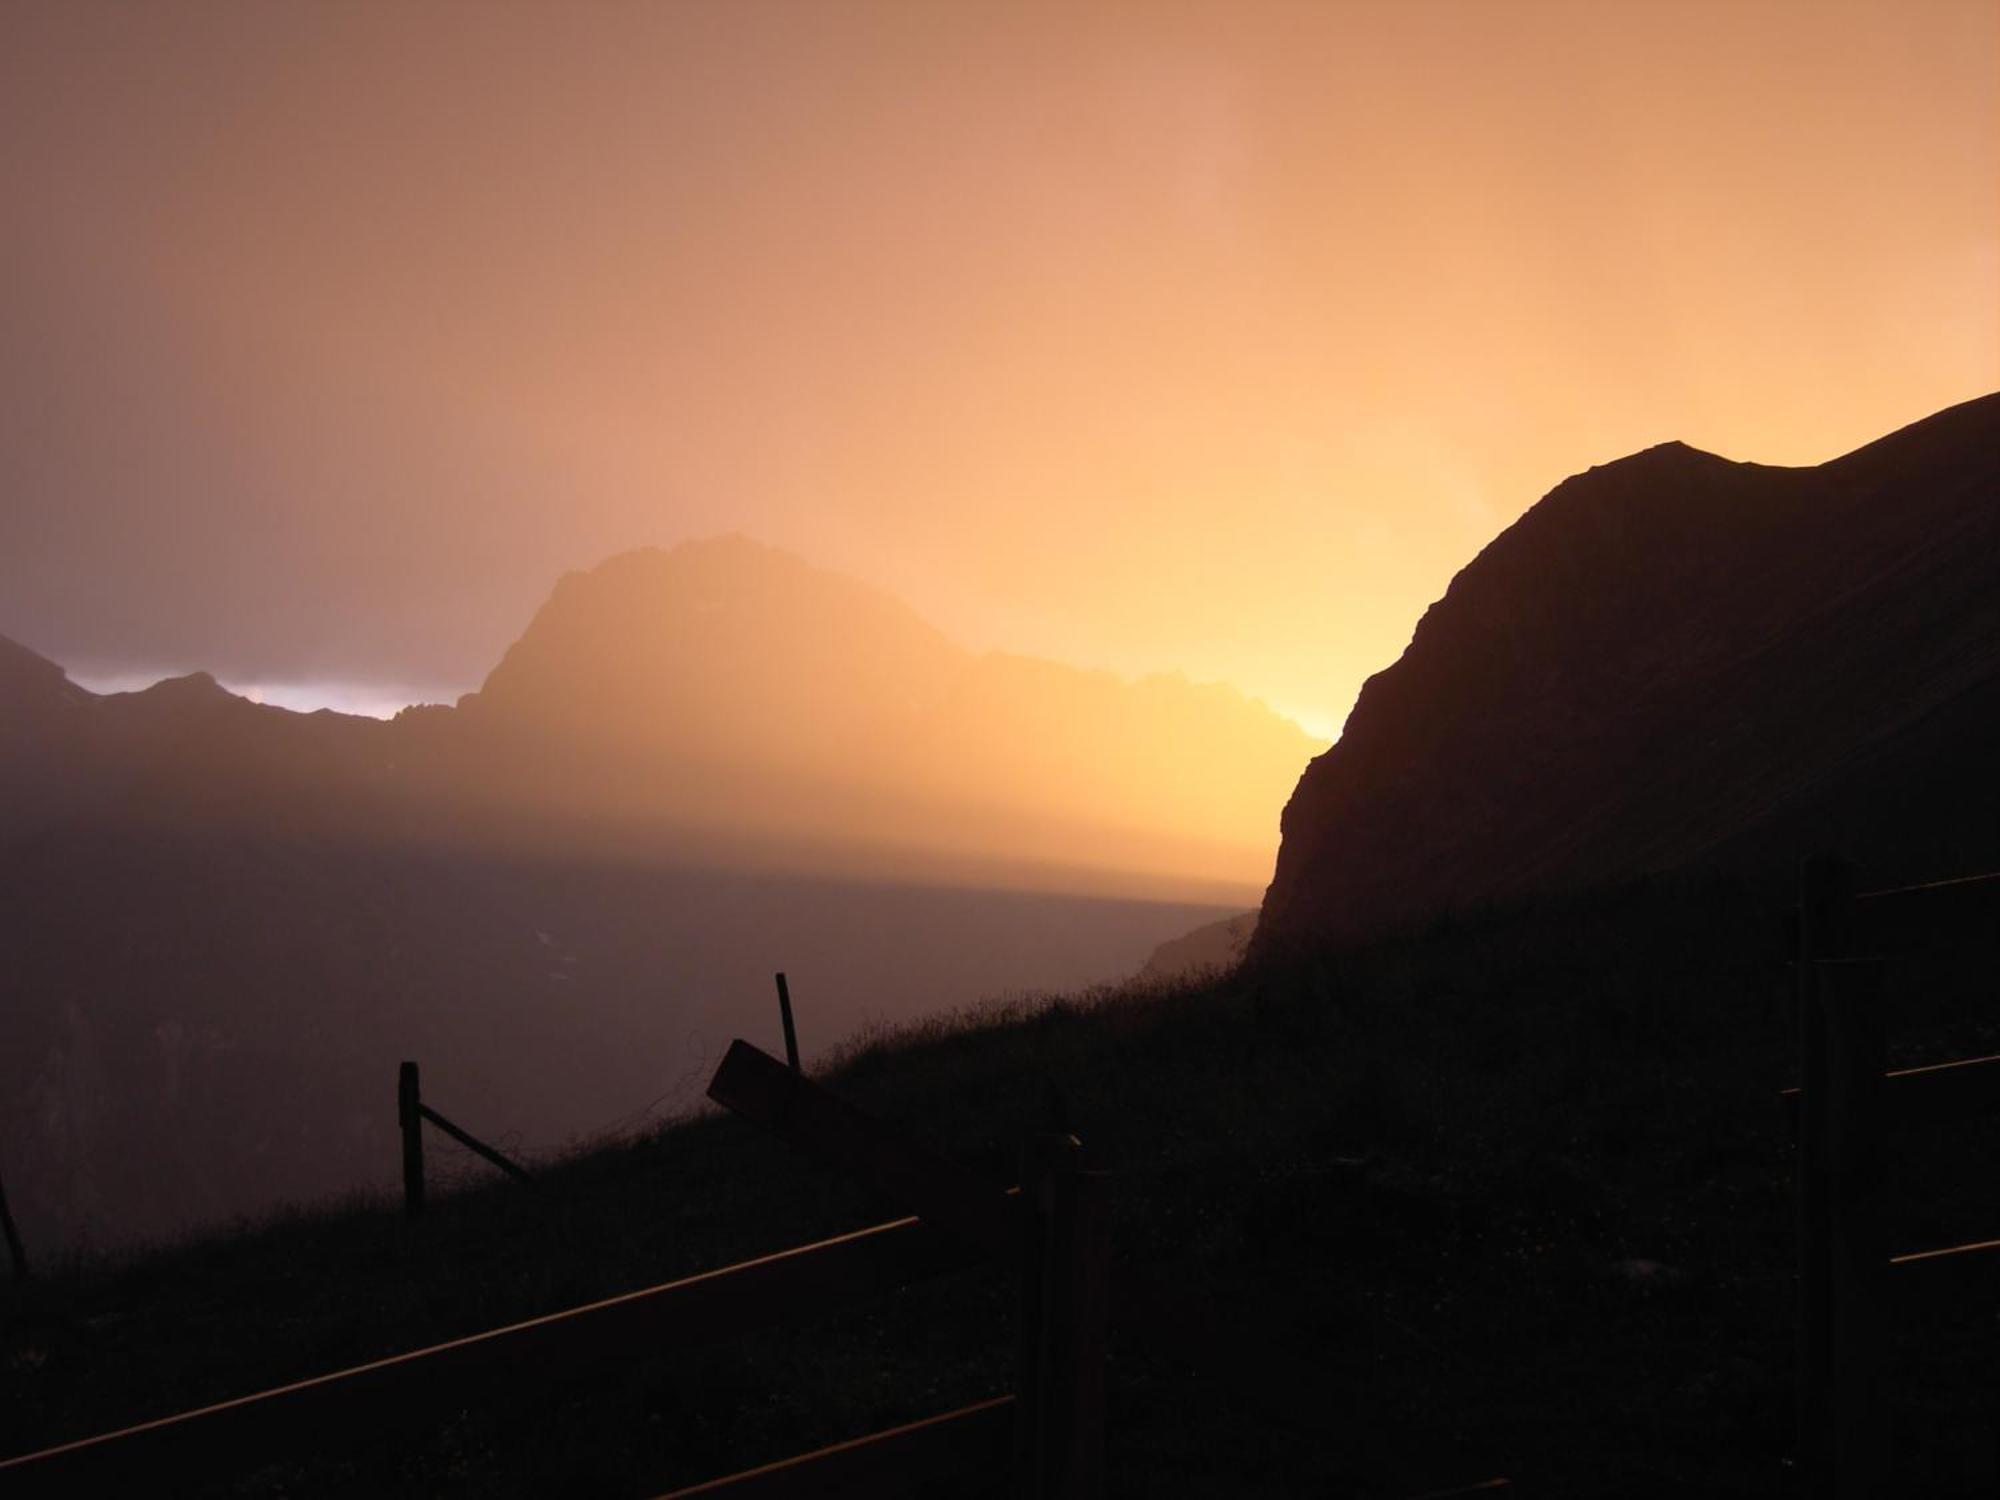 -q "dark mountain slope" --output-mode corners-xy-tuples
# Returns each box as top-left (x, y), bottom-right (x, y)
(0, 634), (88, 717)
(1255, 392), (2000, 956)
(0, 636), (97, 833)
